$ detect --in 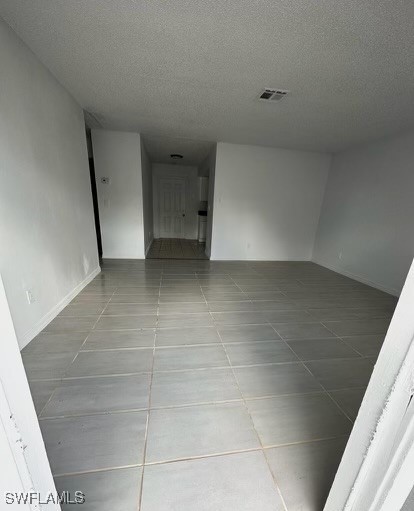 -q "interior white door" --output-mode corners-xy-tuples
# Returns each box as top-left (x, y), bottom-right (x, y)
(159, 178), (186, 238)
